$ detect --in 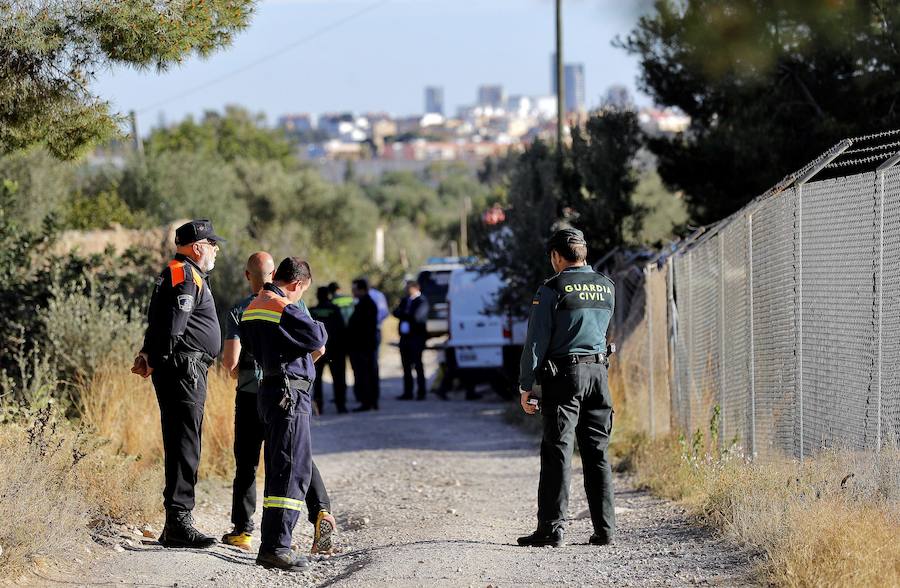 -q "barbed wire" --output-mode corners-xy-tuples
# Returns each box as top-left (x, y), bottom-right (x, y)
(843, 140), (900, 155)
(846, 128), (900, 143)
(825, 152), (897, 169)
